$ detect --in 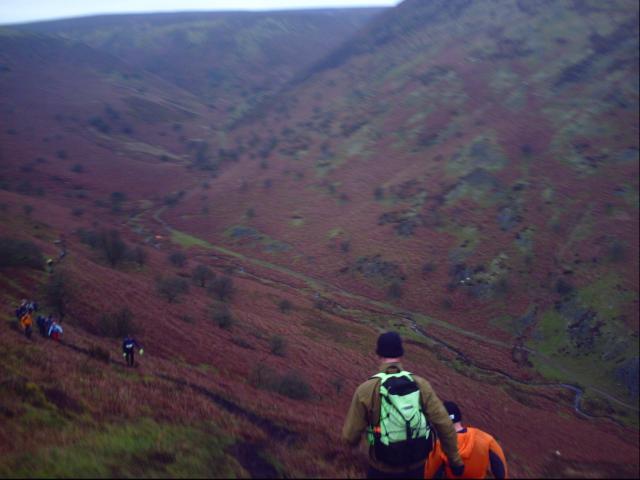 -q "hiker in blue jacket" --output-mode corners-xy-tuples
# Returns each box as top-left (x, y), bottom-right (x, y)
(122, 335), (143, 367)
